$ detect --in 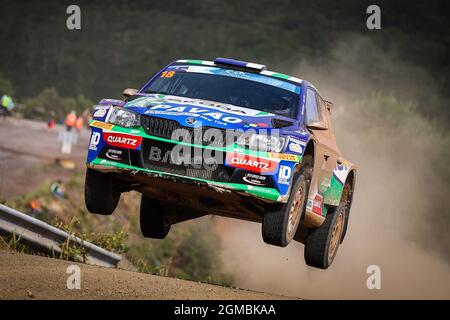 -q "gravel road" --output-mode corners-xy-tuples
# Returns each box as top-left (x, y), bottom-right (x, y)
(0, 250), (292, 300)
